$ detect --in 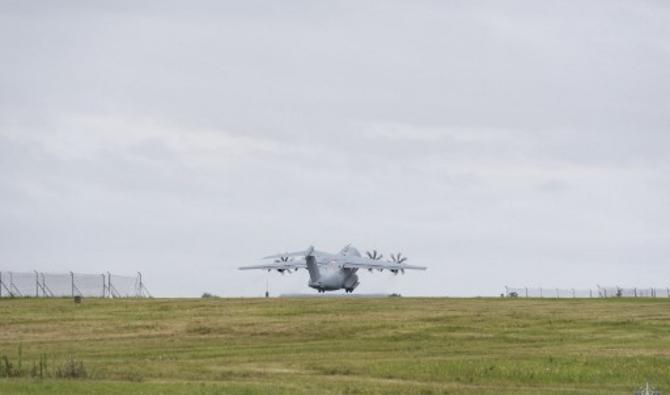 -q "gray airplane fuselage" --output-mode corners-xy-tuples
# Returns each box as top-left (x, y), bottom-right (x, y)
(306, 248), (361, 293)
